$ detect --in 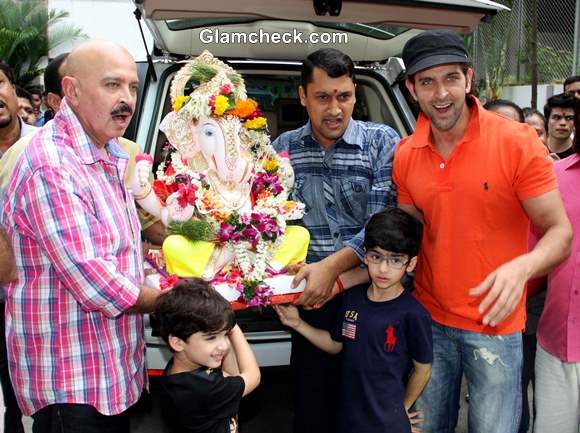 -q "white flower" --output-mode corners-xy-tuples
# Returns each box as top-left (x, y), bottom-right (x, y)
(180, 94), (211, 120)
